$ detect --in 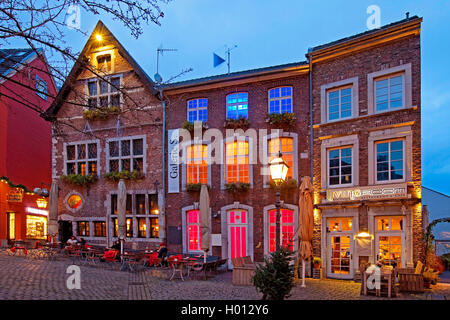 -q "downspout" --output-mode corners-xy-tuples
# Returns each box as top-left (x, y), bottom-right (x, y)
(159, 87), (166, 243)
(308, 48), (313, 179)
